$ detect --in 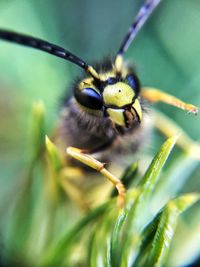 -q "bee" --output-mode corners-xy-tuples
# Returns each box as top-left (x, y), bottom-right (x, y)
(0, 0), (198, 207)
